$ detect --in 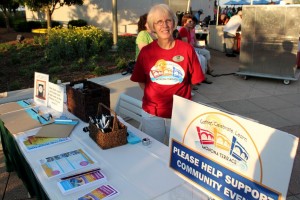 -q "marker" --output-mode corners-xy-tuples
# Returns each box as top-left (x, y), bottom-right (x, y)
(60, 168), (101, 180)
